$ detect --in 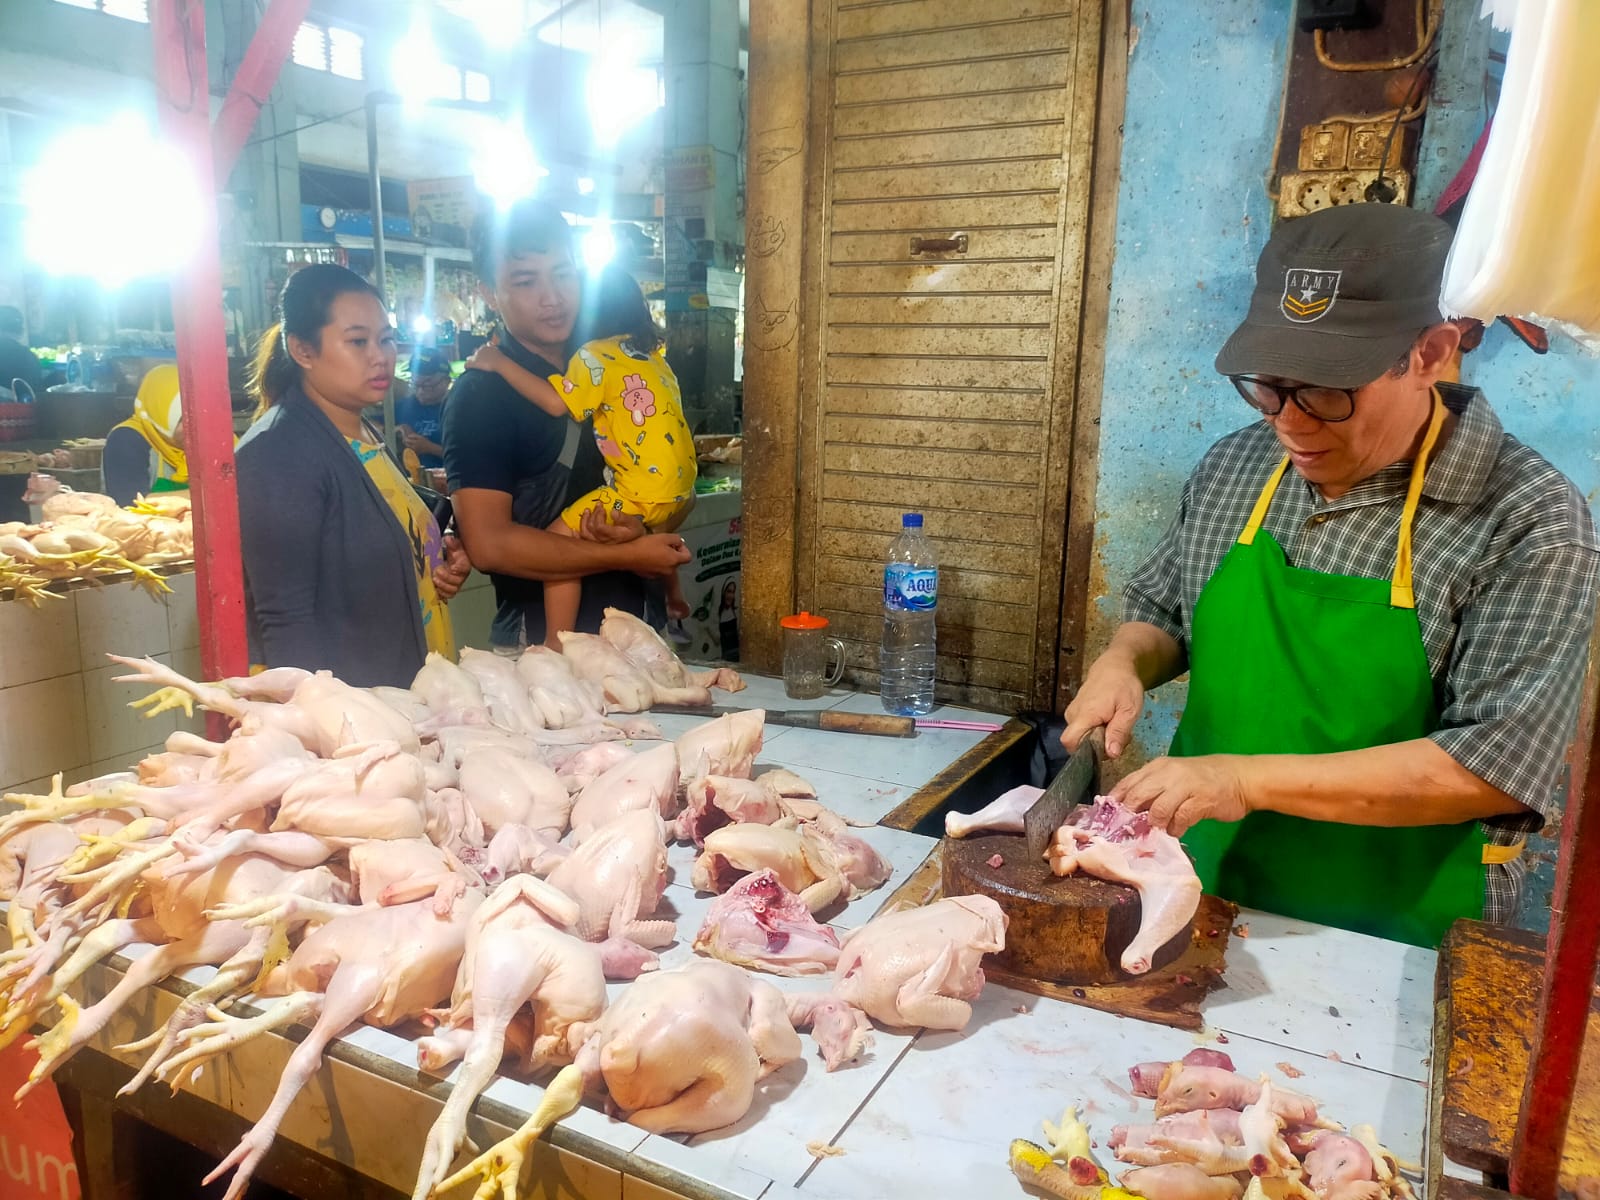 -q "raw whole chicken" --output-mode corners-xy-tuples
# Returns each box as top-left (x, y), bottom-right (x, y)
(109, 656), (421, 757)
(818, 895), (1006, 1035)
(599, 607), (748, 699)
(410, 652), (487, 717)
(515, 646), (606, 729)
(457, 747), (572, 837)
(545, 809), (675, 947)
(693, 869), (841, 976)
(557, 632), (657, 712)
(1048, 796), (1201, 975)
(567, 743), (681, 843)
(434, 960), (806, 1200)
(153, 891), (484, 1200)
(944, 783), (1044, 838)
(690, 814), (890, 914)
(458, 647), (544, 734)
(270, 744), (442, 842)
(411, 876), (608, 1200)
(576, 960), (803, 1131)
(675, 708), (765, 781)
